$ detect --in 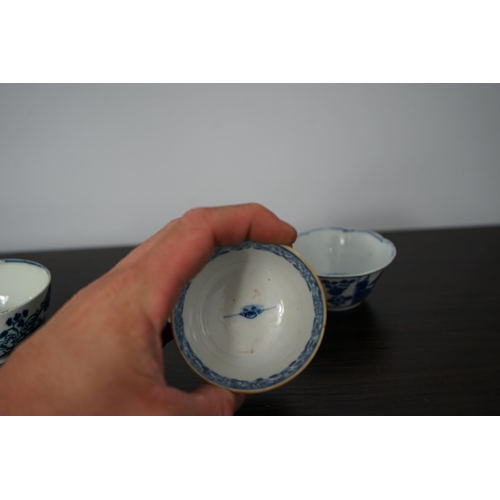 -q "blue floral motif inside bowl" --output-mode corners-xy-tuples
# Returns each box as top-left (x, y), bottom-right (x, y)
(223, 304), (276, 319)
